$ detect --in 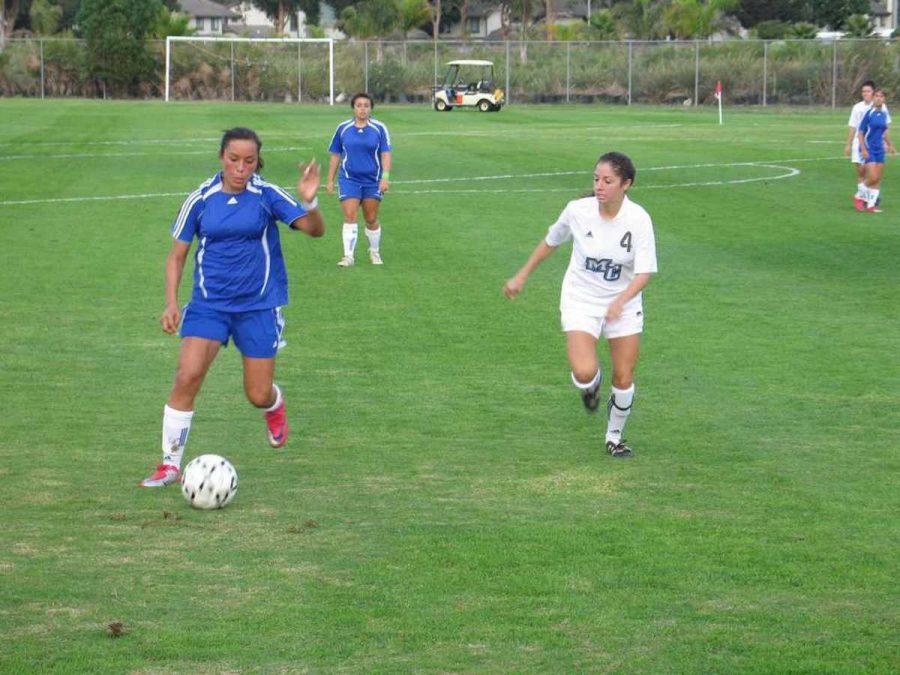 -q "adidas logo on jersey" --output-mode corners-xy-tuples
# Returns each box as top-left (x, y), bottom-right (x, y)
(585, 231), (594, 238)
(227, 196), (238, 205)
